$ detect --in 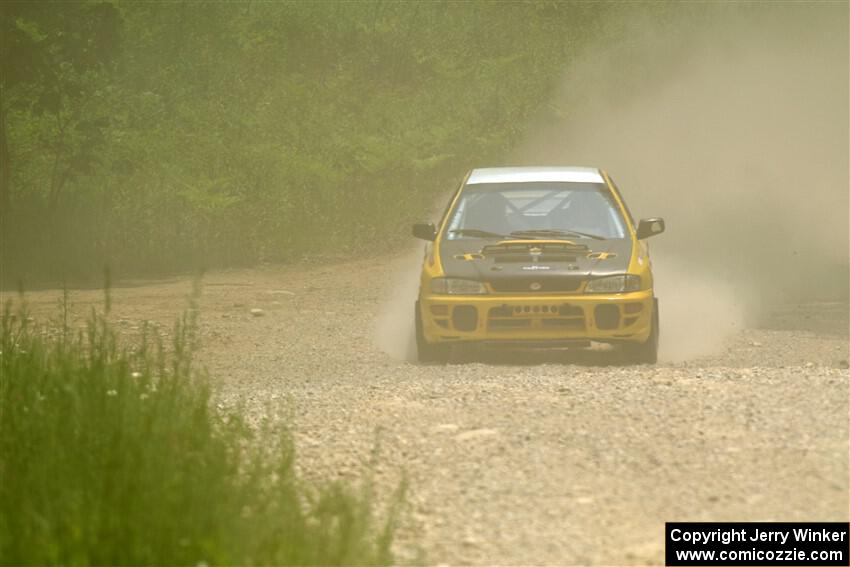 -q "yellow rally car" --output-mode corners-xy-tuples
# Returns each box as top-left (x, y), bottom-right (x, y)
(412, 166), (665, 364)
